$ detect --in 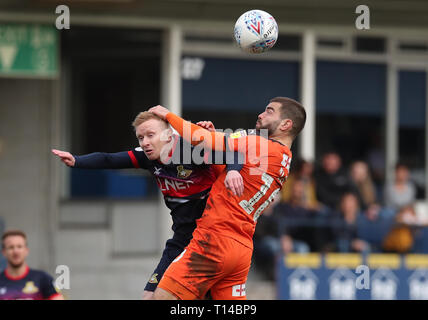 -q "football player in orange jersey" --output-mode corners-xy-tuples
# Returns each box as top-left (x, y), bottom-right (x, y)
(149, 97), (306, 300)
